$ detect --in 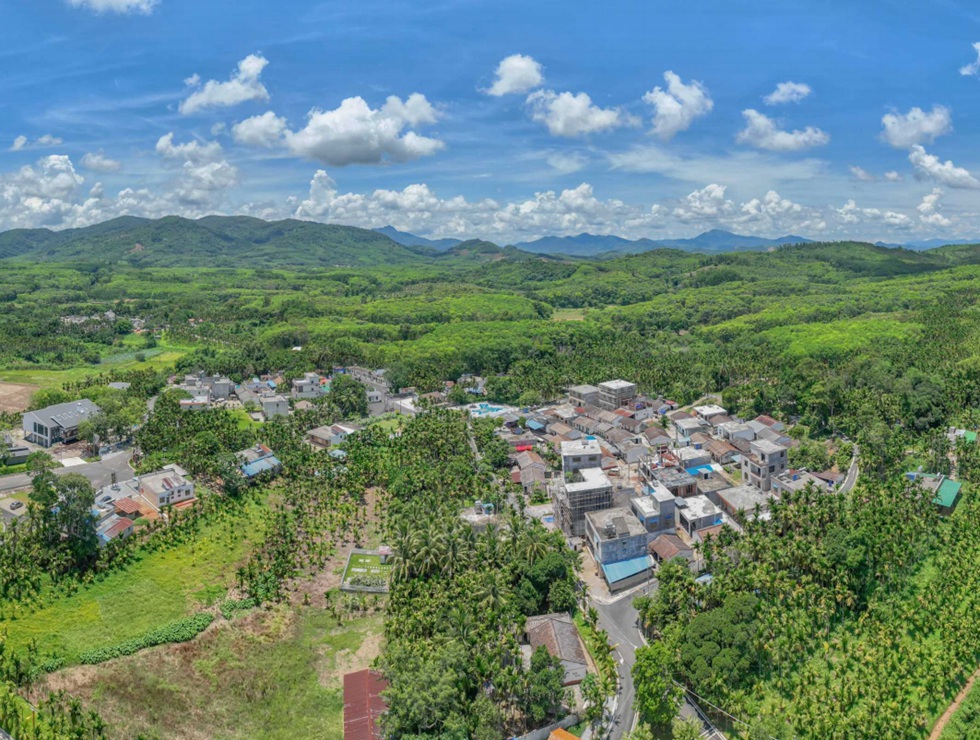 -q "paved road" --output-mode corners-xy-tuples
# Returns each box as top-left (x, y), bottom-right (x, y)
(839, 445), (860, 494)
(0, 450), (134, 494)
(592, 584), (647, 740)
